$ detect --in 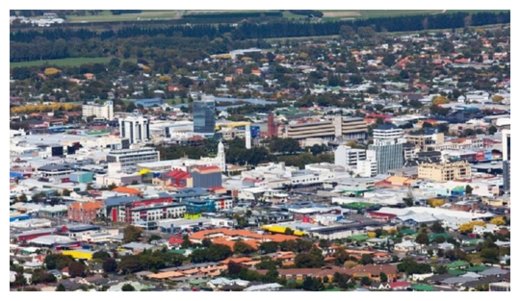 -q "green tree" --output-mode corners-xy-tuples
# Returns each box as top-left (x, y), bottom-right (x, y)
(334, 247), (349, 266)
(31, 269), (56, 284)
(360, 254), (374, 265)
(123, 225), (143, 243)
(44, 254), (74, 270)
(302, 276), (324, 291)
(465, 185), (473, 195)
(122, 283), (135, 291)
(430, 221), (445, 233)
(102, 258), (118, 274)
(259, 241), (279, 254)
(380, 272), (388, 283)
(415, 230), (430, 245)
(92, 251), (111, 261)
(295, 252), (324, 268)
(118, 255), (143, 274)
(233, 240), (255, 255)
(227, 261), (243, 276)
(360, 276), (372, 286)
(68, 261), (86, 278)
(56, 283), (66, 291)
